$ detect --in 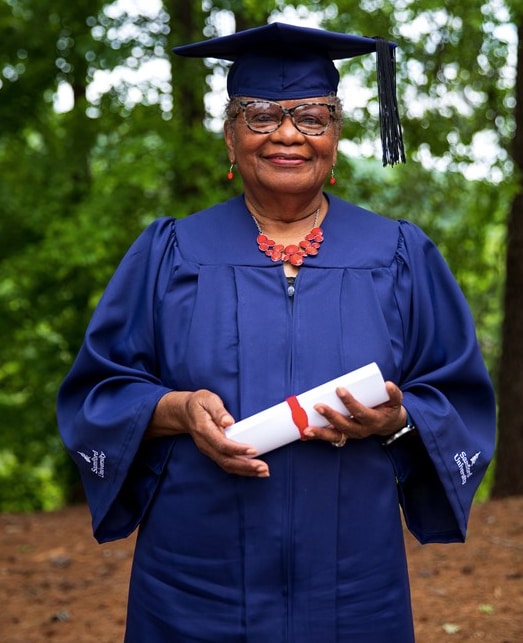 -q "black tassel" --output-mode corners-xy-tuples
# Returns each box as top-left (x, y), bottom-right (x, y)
(374, 37), (406, 167)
